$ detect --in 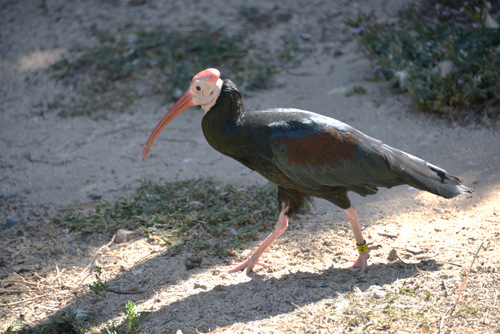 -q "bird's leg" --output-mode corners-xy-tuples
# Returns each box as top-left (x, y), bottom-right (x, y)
(225, 208), (289, 275)
(344, 206), (379, 273)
